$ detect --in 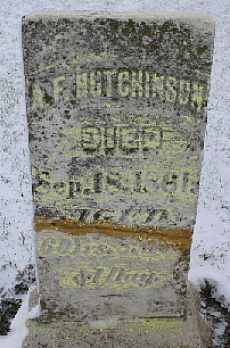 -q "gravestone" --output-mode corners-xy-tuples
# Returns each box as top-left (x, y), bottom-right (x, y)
(22, 11), (215, 347)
